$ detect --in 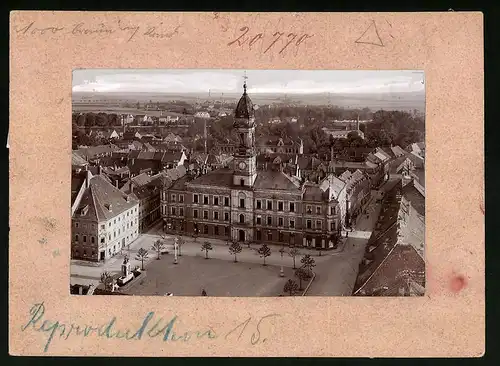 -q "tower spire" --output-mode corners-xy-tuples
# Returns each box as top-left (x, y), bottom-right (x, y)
(243, 71), (248, 95)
